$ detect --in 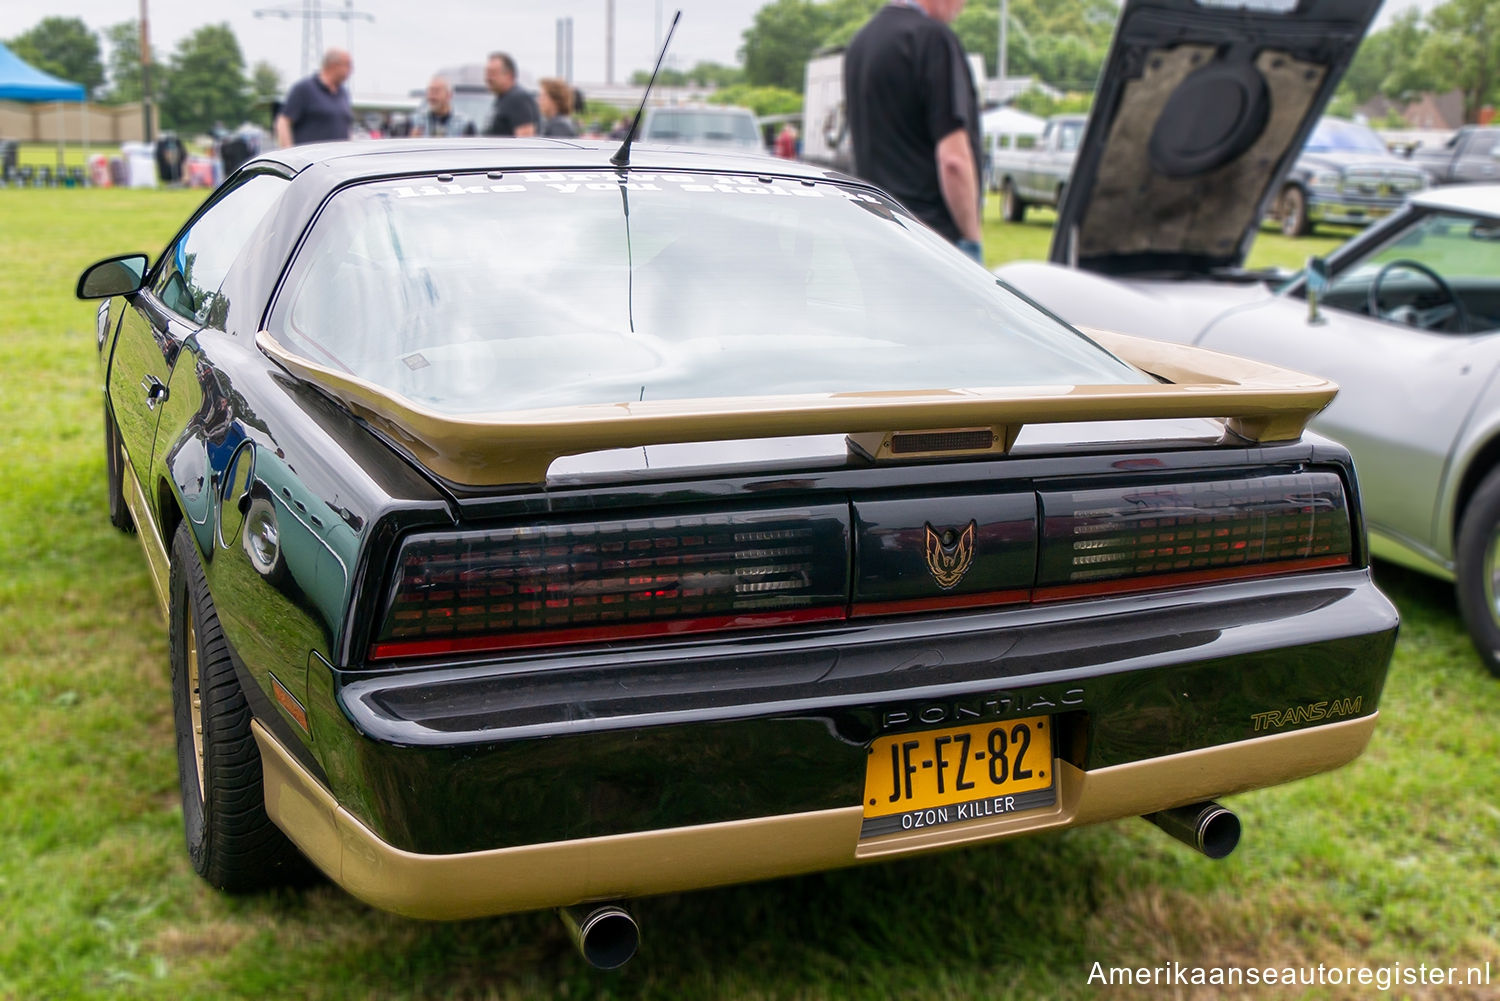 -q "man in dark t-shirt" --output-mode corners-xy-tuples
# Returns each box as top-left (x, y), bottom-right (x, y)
(483, 52), (540, 138)
(275, 48), (354, 147)
(844, 1), (984, 261)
